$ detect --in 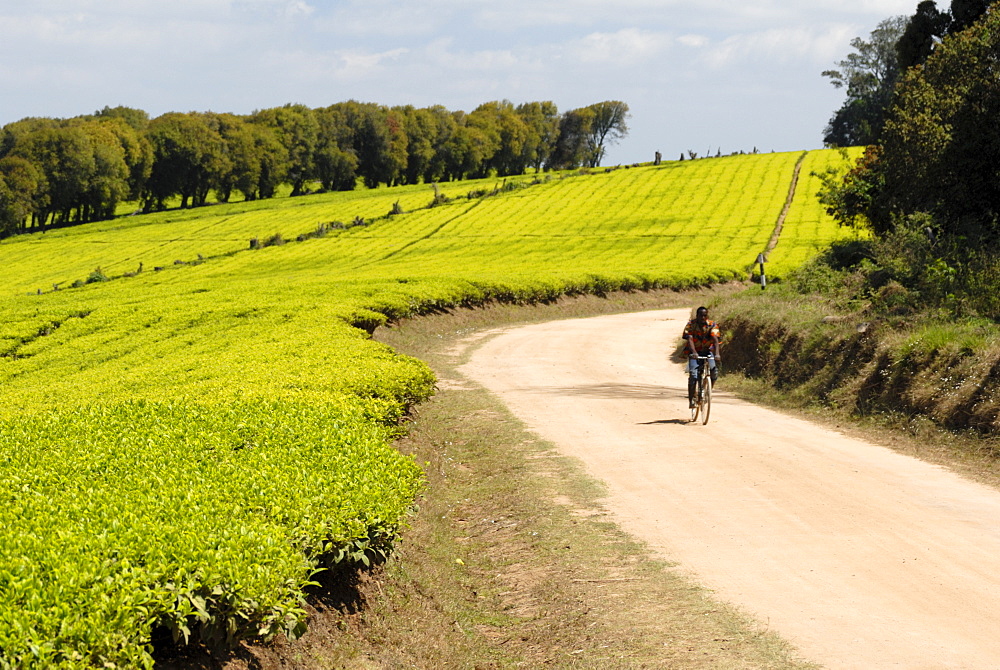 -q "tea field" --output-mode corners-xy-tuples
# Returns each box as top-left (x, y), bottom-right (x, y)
(0, 149), (854, 667)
